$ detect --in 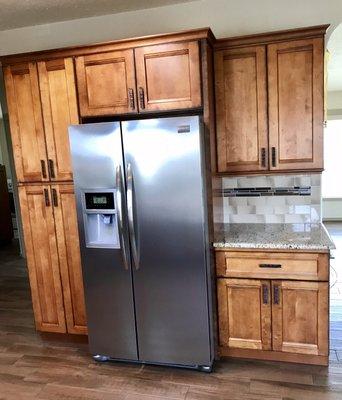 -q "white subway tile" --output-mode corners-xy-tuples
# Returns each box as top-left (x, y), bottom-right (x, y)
(222, 177), (237, 189)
